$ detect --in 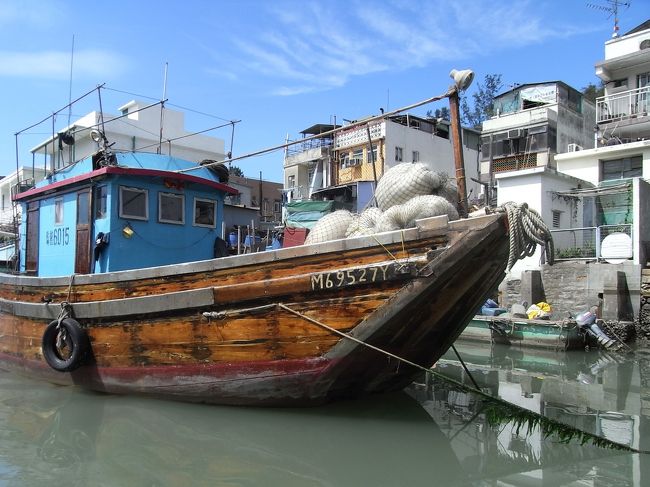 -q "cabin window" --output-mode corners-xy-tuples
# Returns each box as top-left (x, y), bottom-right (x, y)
(159, 192), (184, 224)
(273, 200), (281, 213)
(95, 185), (107, 219)
(119, 186), (148, 220)
(412, 150), (420, 163)
(54, 198), (64, 225)
(194, 198), (216, 228)
(395, 146), (403, 162)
